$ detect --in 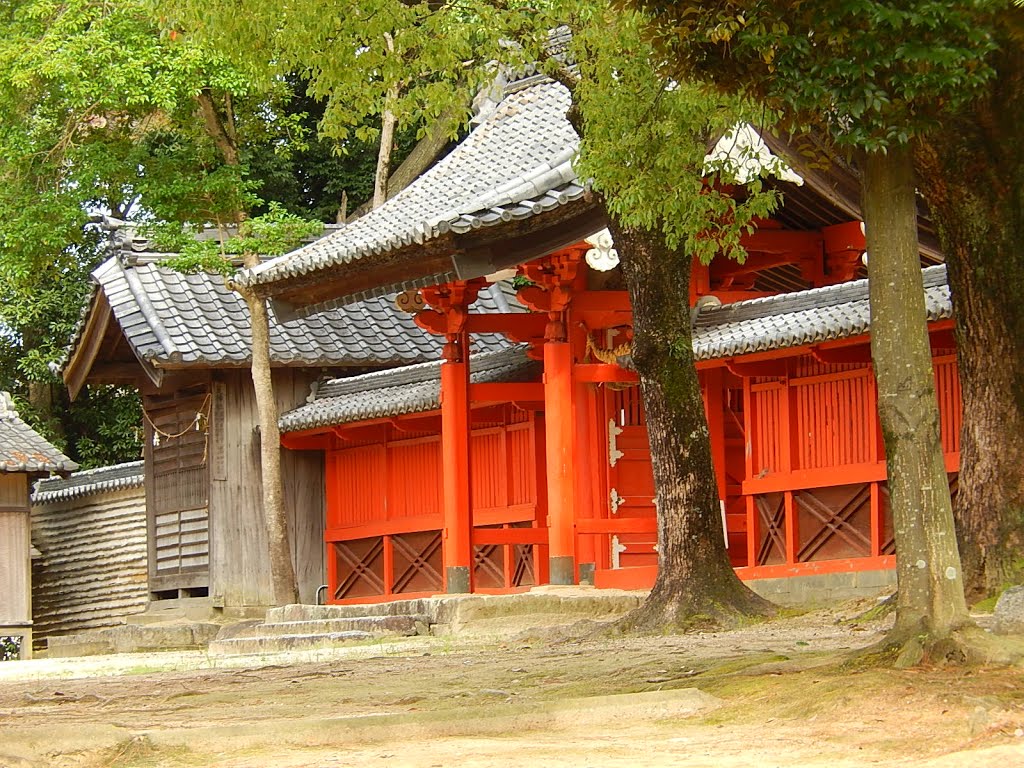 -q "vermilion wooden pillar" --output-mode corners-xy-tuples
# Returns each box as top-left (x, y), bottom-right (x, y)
(518, 250), (585, 585)
(573, 380), (598, 584)
(544, 339), (576, 584)
(440, 331), (472, 592)
(418, 280), (484, 593)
